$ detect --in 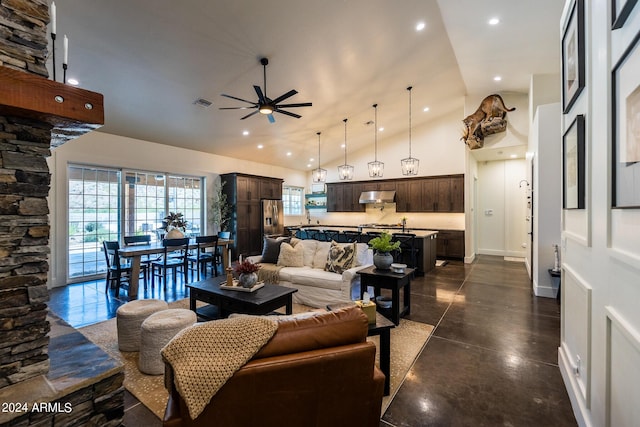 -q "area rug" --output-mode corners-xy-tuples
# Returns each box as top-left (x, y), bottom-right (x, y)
(78, 299), (433, 419)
